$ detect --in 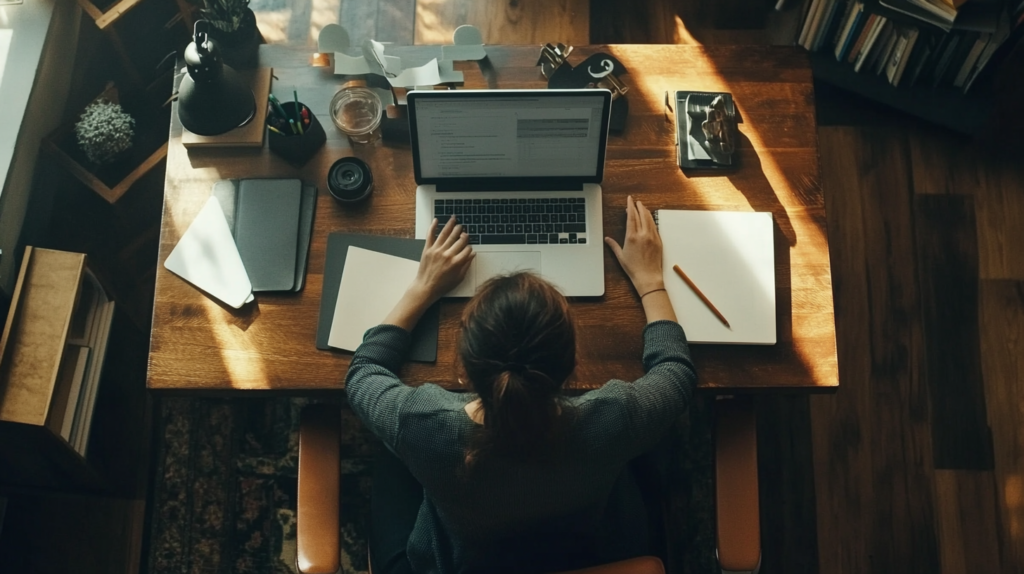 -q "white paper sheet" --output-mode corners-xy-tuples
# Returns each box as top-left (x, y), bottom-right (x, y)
(388, 59), (441, 87)
(328, 246), (419, 351)
(163, 197), (253, 308)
